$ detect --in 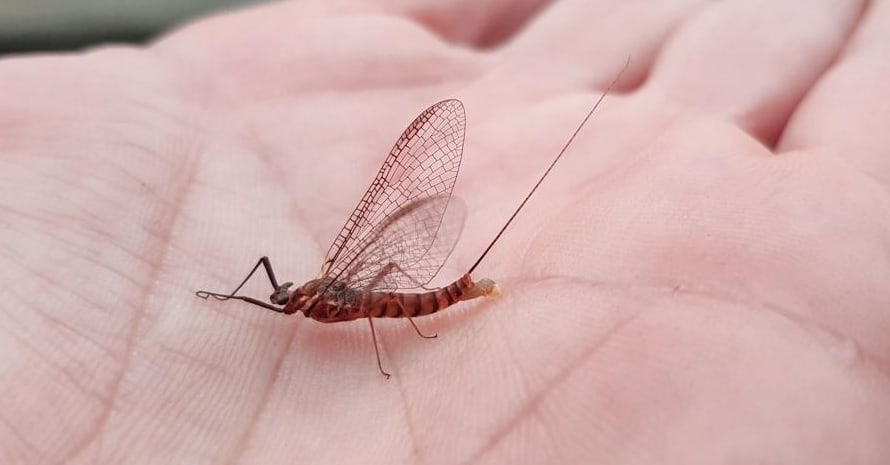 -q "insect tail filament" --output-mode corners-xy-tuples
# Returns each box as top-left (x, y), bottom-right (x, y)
(466, 61), (627, 275)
